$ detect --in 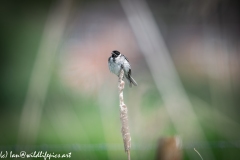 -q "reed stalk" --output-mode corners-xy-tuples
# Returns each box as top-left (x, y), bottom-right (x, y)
(118, 69), (131, 160)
